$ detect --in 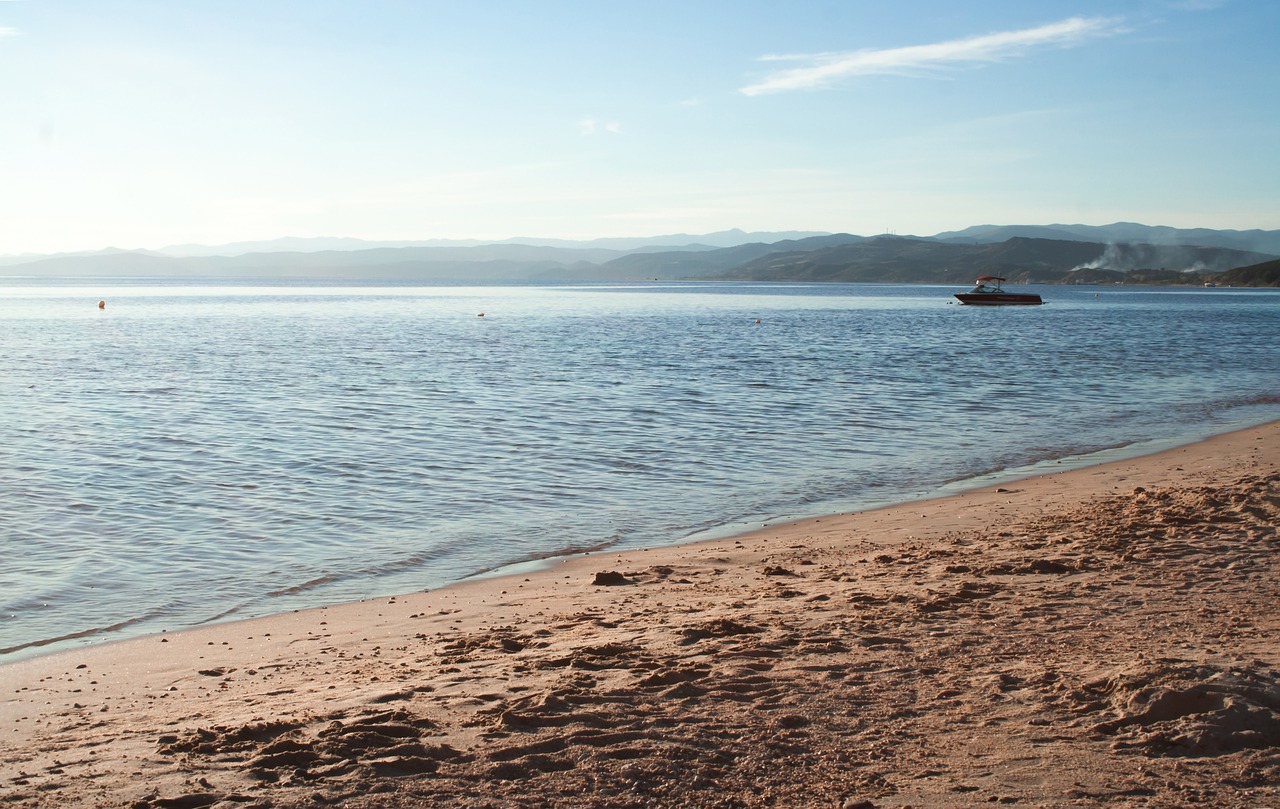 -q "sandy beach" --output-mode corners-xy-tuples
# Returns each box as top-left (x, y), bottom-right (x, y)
(2, 423), (1278, 808)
